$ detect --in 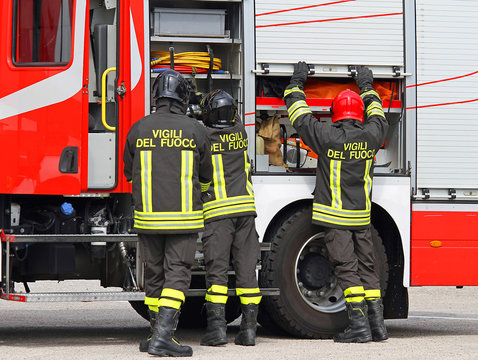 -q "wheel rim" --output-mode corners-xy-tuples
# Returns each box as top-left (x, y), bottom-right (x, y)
(294, 232), (345, 314)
